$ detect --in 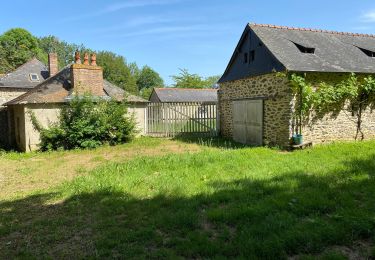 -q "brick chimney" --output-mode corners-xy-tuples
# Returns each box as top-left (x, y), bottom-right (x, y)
(71, 51), (104, 96)
(48, 53), (58, 77)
